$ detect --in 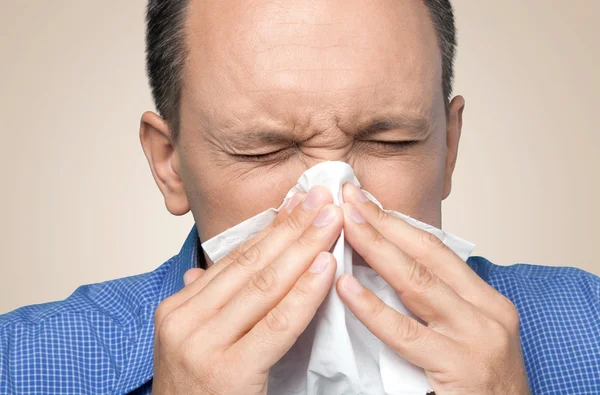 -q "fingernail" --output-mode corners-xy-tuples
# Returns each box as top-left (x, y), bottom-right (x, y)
(286, 193), (305, 213)
(351, 184), (369, 203)
(343, 275), (363, 294)
(344, 204), (365, 224)
(313, 205), (335, 227)
(303, 187), (324, 211)
(309, 252), (330, 274)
